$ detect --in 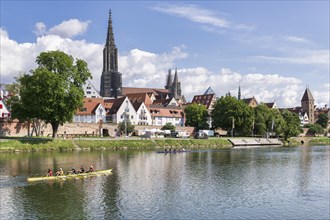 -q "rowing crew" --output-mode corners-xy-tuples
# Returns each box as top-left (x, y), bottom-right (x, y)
(46, 165), (94, 176)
